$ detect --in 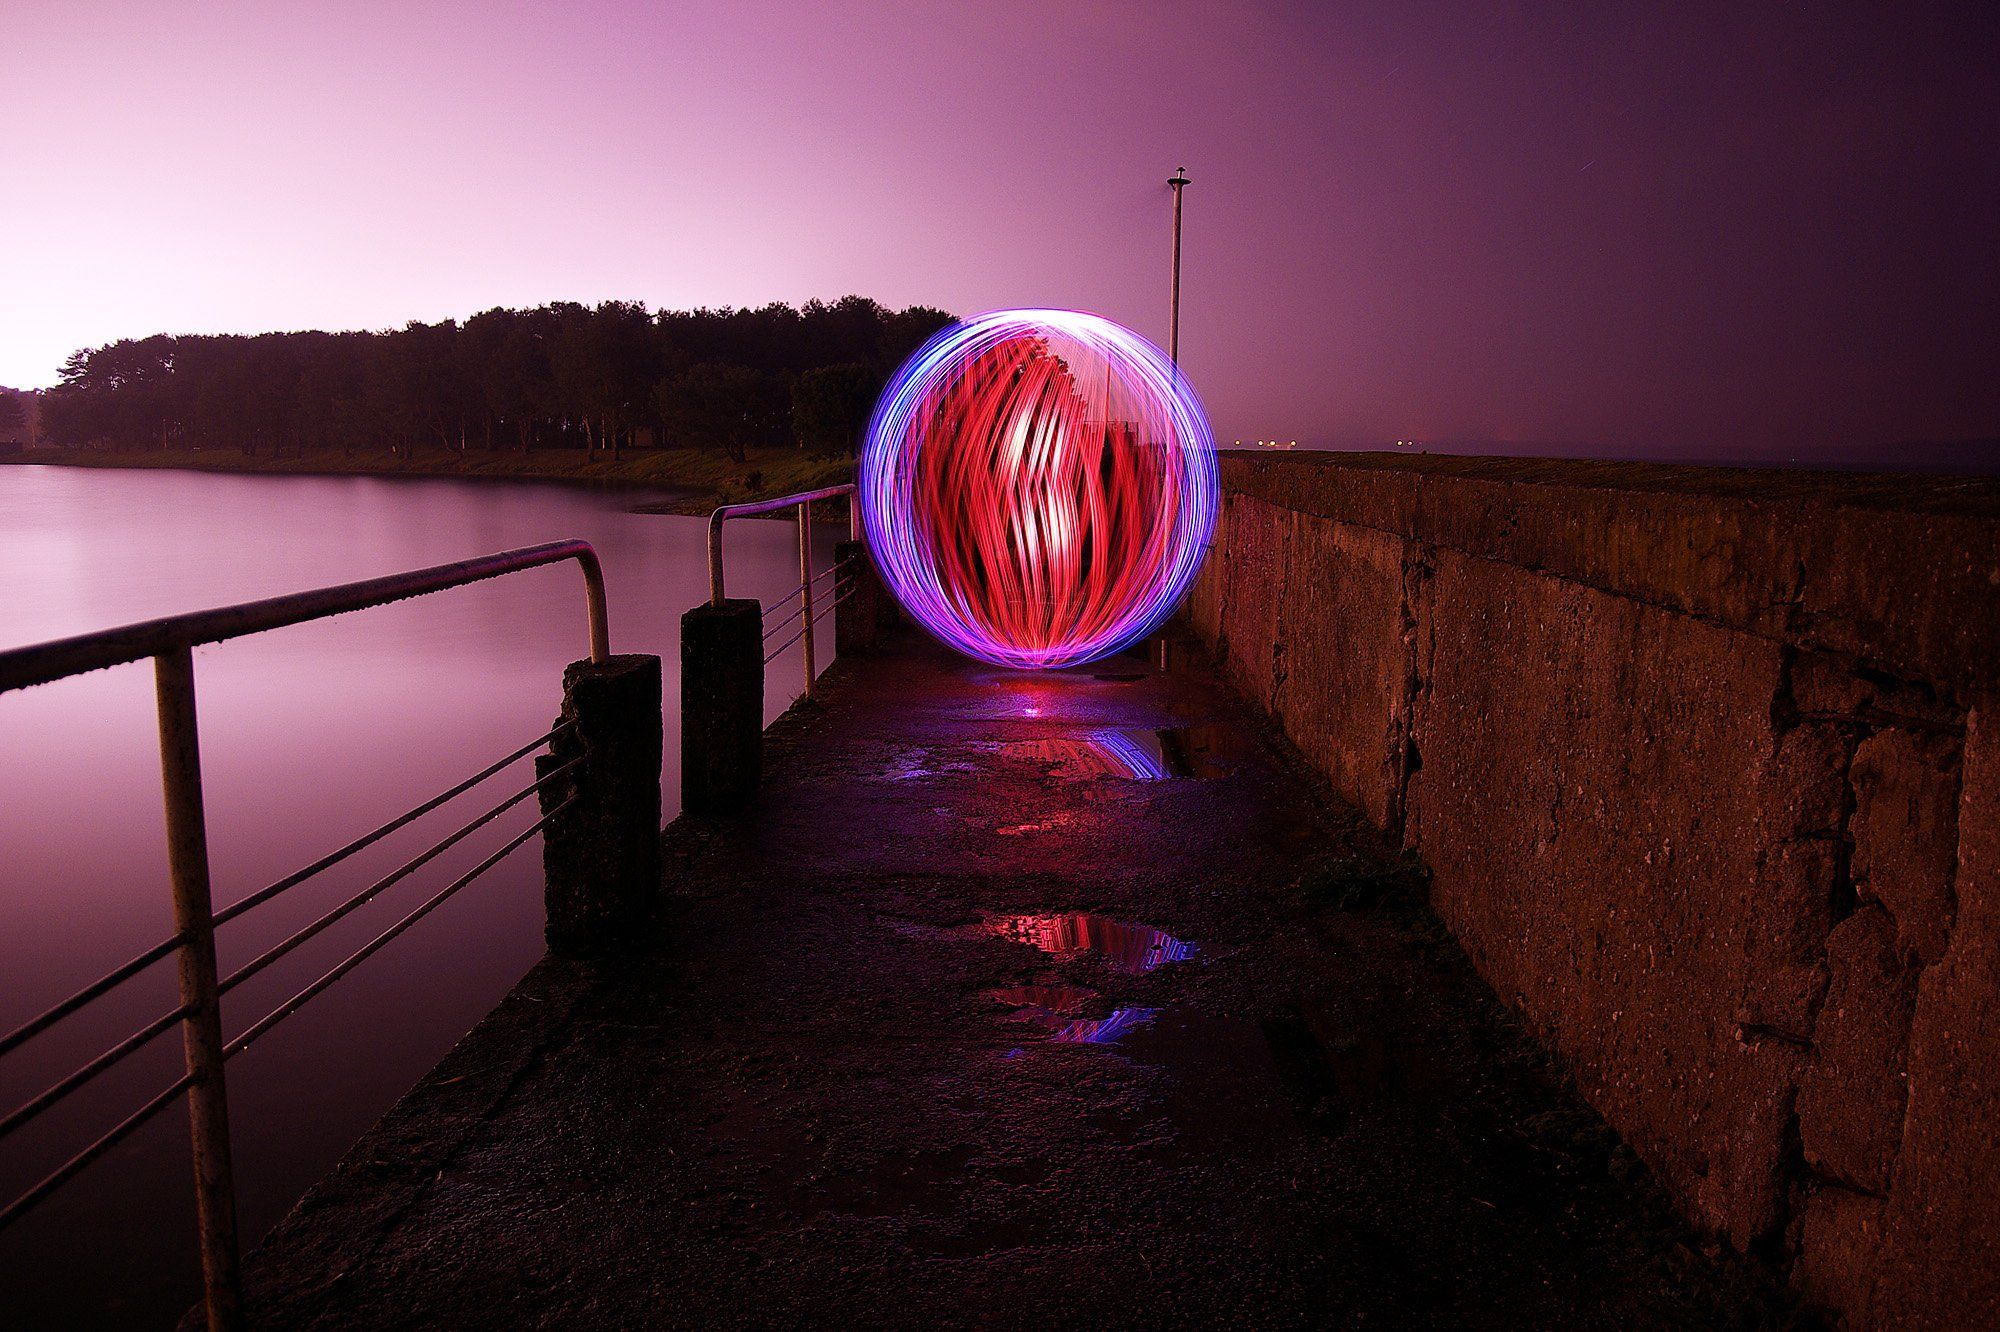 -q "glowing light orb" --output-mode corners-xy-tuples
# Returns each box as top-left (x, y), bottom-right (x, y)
(859, 309), (1218, 669)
